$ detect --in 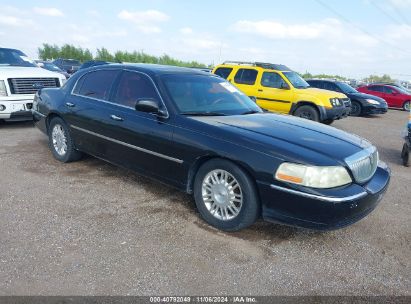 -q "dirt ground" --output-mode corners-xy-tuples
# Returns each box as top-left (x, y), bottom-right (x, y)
(0, 110), (409, 296)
